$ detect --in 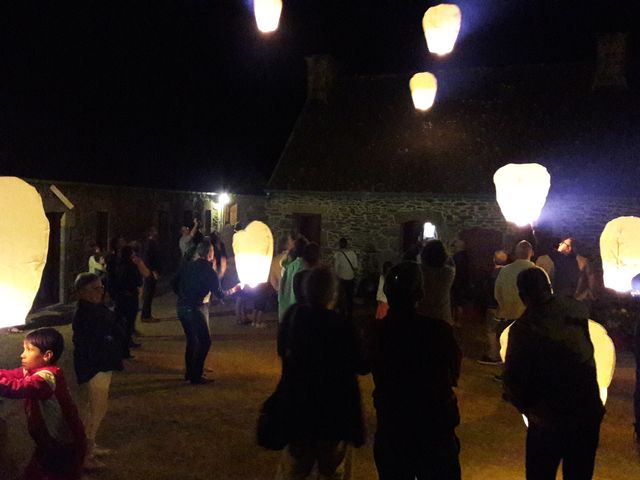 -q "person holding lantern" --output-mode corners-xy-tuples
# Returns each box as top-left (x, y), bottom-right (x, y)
(503, 267), (604, 479)
(172, 239), (240, 384)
